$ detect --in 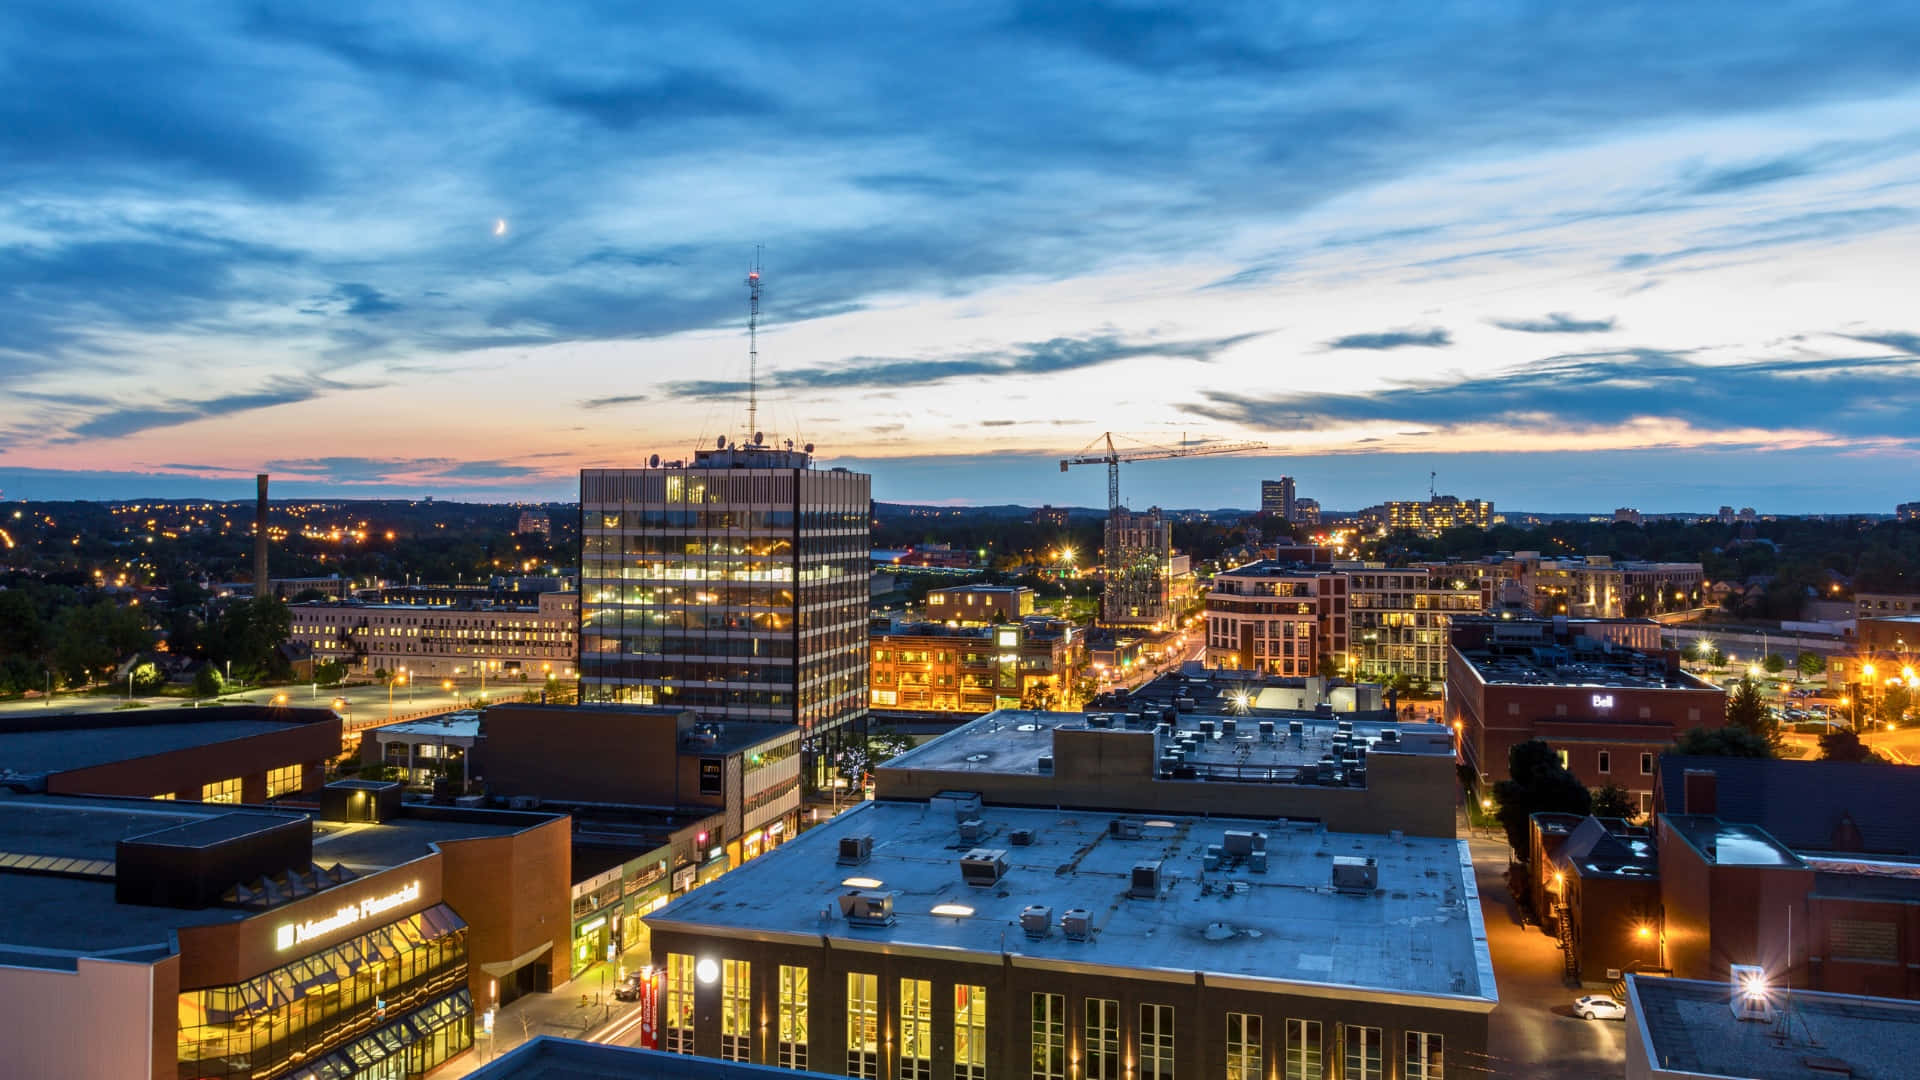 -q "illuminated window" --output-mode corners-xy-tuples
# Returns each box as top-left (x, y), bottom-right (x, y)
(1031, 993), (1065, 1080)
(1139, 1004), (1174, 1080)
(1342, 1025), (1382, 1080)
(1085, 997), (1119, 1080)
(266, 764), (302, 799)
(848, 972), (880, 1080)
(1226, 1013), (1261, 1080)
(665, 954), (695, 1054)
(899, 978), (932, 1080)
(201, 777), (242, 804)
(1405, 1032), (1444, 1080)
(779, 965), (809, 1069)
(1284, 1019), (1320, 1080)
(955, 985), (987, 1080)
